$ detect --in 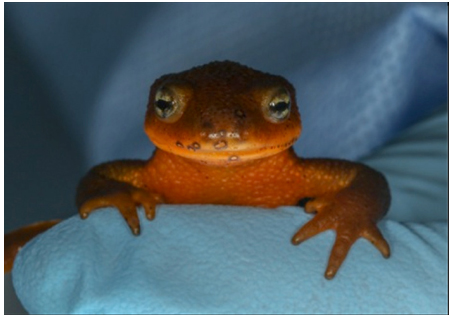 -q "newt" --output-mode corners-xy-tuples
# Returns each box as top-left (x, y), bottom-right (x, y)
(4, 61), (390, 279)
